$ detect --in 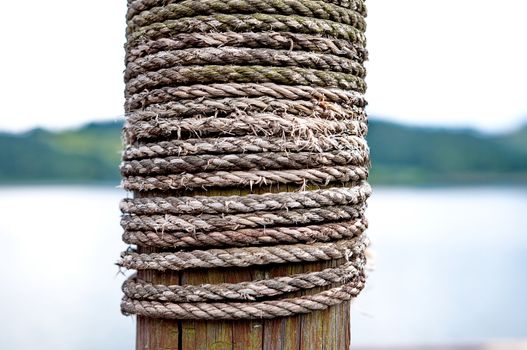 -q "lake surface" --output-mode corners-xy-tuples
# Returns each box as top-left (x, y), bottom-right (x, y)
(0, 186), (525, 349)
